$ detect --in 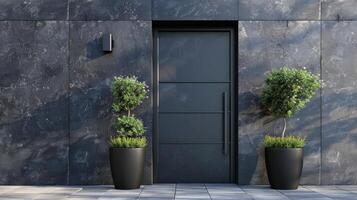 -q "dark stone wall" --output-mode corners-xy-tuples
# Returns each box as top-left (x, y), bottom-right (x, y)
(68, 21), (152, 185)
(0, 0), (153, 185)
(0, 0), (357, 185)
(238, 21), (321, 185)
(0, 21), (69, 184)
